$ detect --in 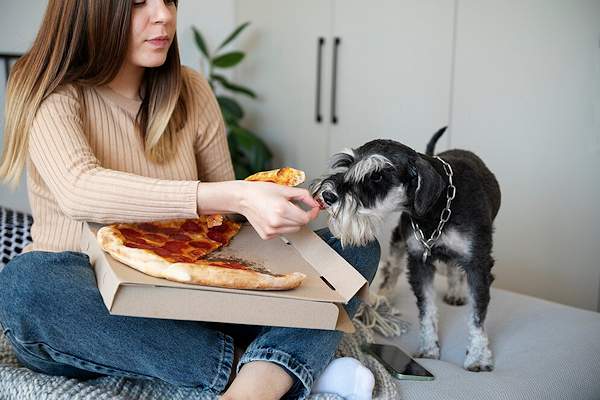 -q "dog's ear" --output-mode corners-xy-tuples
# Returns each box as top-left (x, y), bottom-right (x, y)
(328, 149), (355, 171)
(412, 157), (444, 217)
